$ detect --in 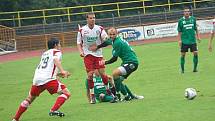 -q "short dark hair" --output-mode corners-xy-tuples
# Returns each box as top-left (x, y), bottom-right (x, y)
(48, 38), (59, 49)
(86, 12), (95, 18)
(183, 6), (190, 10)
